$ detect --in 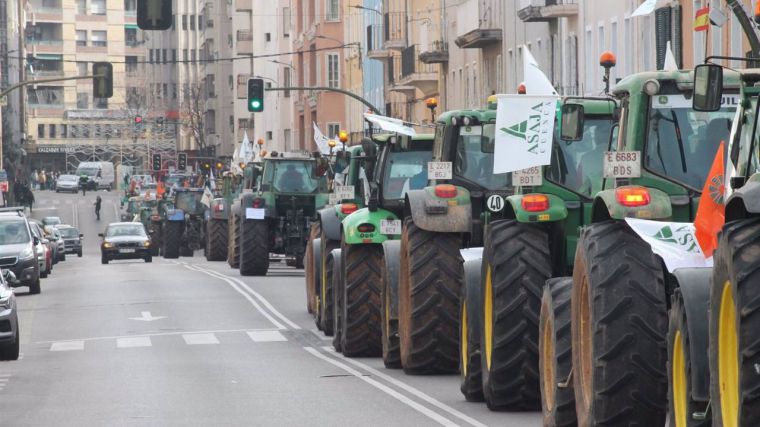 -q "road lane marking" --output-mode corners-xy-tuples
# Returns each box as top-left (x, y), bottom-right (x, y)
(303, 347), (458, 427)
(116, 337), (152, 348)
(321, 346), (488, 427)
(50, 341), (85, 352)
(35, 327), (278, 344)
(187, 264), (301, 330)
(182, 333), (219, 345)
(247, 330), (287, 342)
(310, 329), (334, 341)
(182, 264), (287, 330)
(129, 311), (167, 322)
